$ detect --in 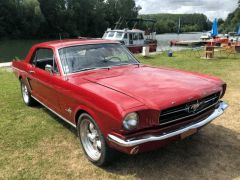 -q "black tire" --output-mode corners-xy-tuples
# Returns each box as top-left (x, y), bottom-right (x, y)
(20, 79), (36, 106)
(77, 113), (116, 166)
